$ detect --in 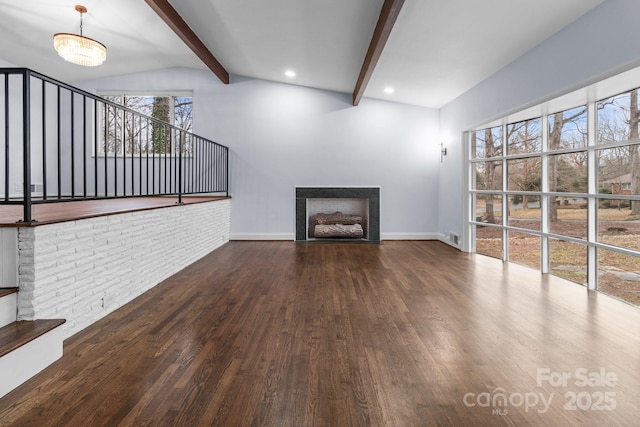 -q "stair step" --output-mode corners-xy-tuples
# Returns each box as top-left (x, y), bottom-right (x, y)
(0, 319), (66, 358)
(0, 319), (66, 398)
(0, 287), (18, 298)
